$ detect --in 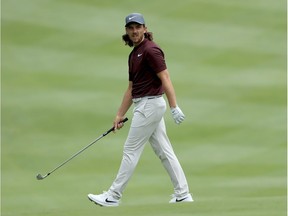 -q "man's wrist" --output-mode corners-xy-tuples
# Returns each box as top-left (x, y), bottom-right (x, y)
(170, 105), (178, 109)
